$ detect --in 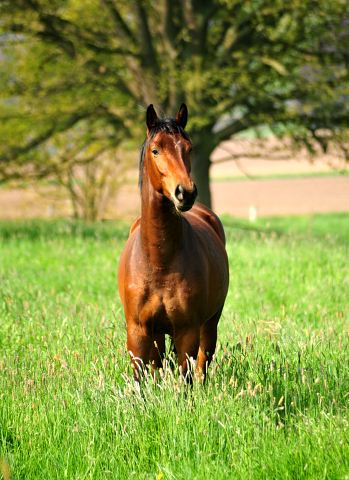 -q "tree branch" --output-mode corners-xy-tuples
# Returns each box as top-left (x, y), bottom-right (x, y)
(0, 111), (95, 163)
(214, 117), (254, 143)
(133, 1), (159, 70)
(162, 0), (180, 58)
(99, 0), (137, 45)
